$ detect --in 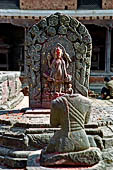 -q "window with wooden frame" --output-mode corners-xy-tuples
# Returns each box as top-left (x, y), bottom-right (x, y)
(77, 0), (102, 10)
